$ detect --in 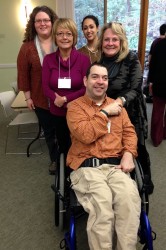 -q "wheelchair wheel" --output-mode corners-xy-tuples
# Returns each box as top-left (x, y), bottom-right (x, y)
(141, 191), (149, 216)
(54, 153), (65, 230)
(139, 210), (153, 250)
(63, 214), (77, 250)
(134, 159), (149, 215)
(59, 153), (65, 230)
(55, 172), (59, 227)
